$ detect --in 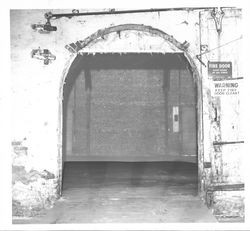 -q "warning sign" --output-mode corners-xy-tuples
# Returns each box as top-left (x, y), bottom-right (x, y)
(208, 61), (232, 80)
(212, 80), (239, 96)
